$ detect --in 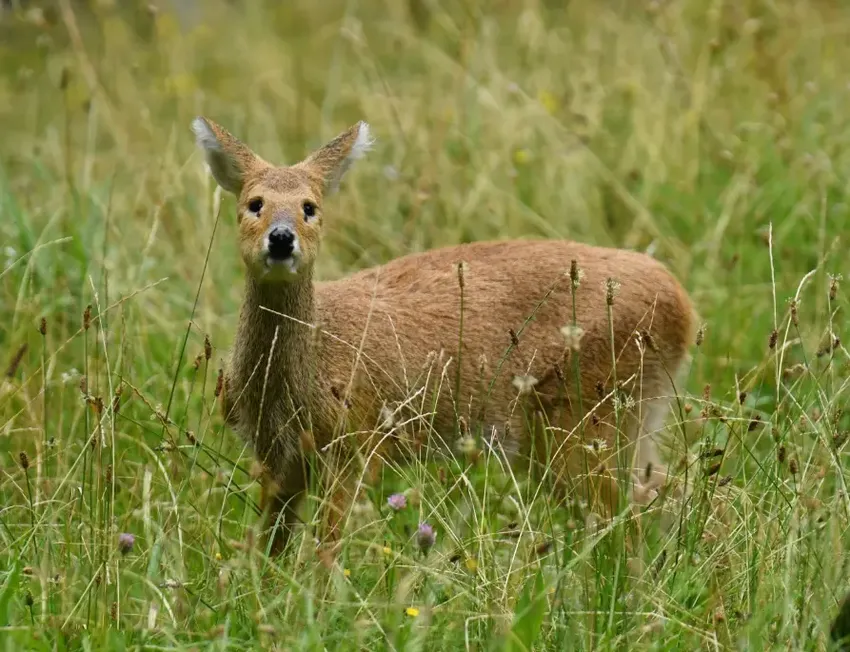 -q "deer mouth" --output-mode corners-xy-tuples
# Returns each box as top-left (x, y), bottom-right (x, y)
(264, 252), (301, 276)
